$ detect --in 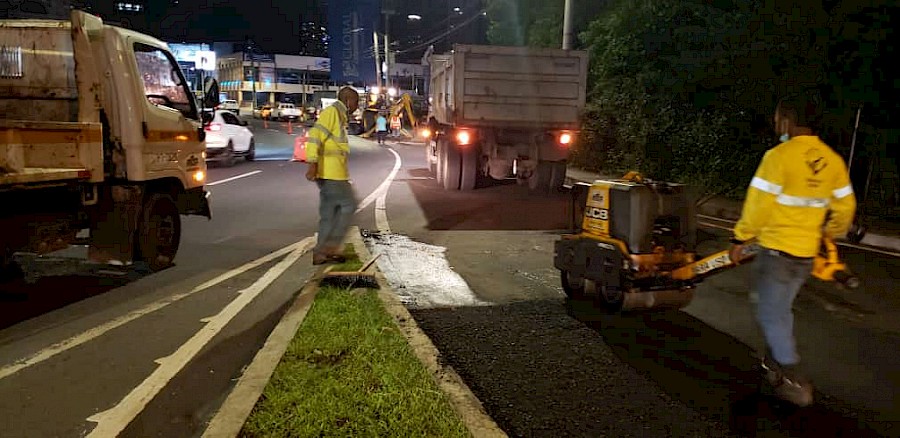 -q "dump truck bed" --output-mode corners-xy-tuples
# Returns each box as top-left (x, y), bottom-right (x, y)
(0, 120), (103, 186)
(0, 17), (103, 186)
(429, 45), (589, 129)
